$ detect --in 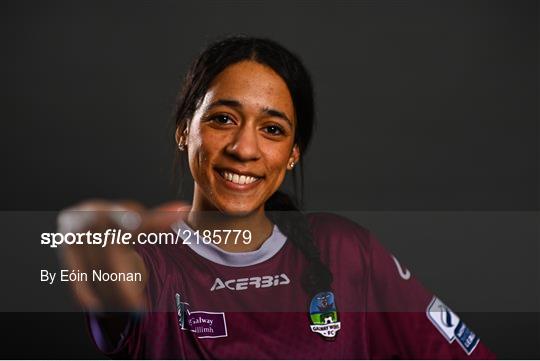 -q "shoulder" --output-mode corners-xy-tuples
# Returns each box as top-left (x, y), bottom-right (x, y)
(133, 235), (179, 279)
(306, 212), (372, 243)
(305, 212), (401, 275)
(305, 212), (374, 260)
